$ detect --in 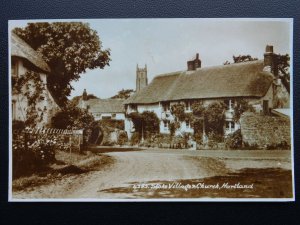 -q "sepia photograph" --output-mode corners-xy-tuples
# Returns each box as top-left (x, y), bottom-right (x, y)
(9, 18), (294, 201)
